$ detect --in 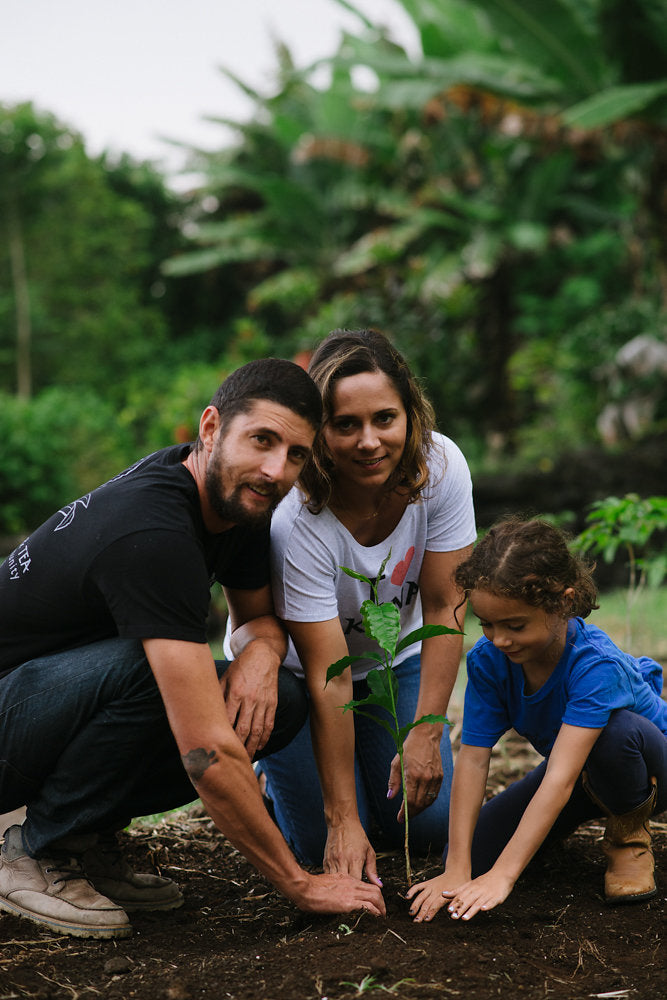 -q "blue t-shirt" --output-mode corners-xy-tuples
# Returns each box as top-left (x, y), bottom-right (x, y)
(461, 618), (667, 757)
